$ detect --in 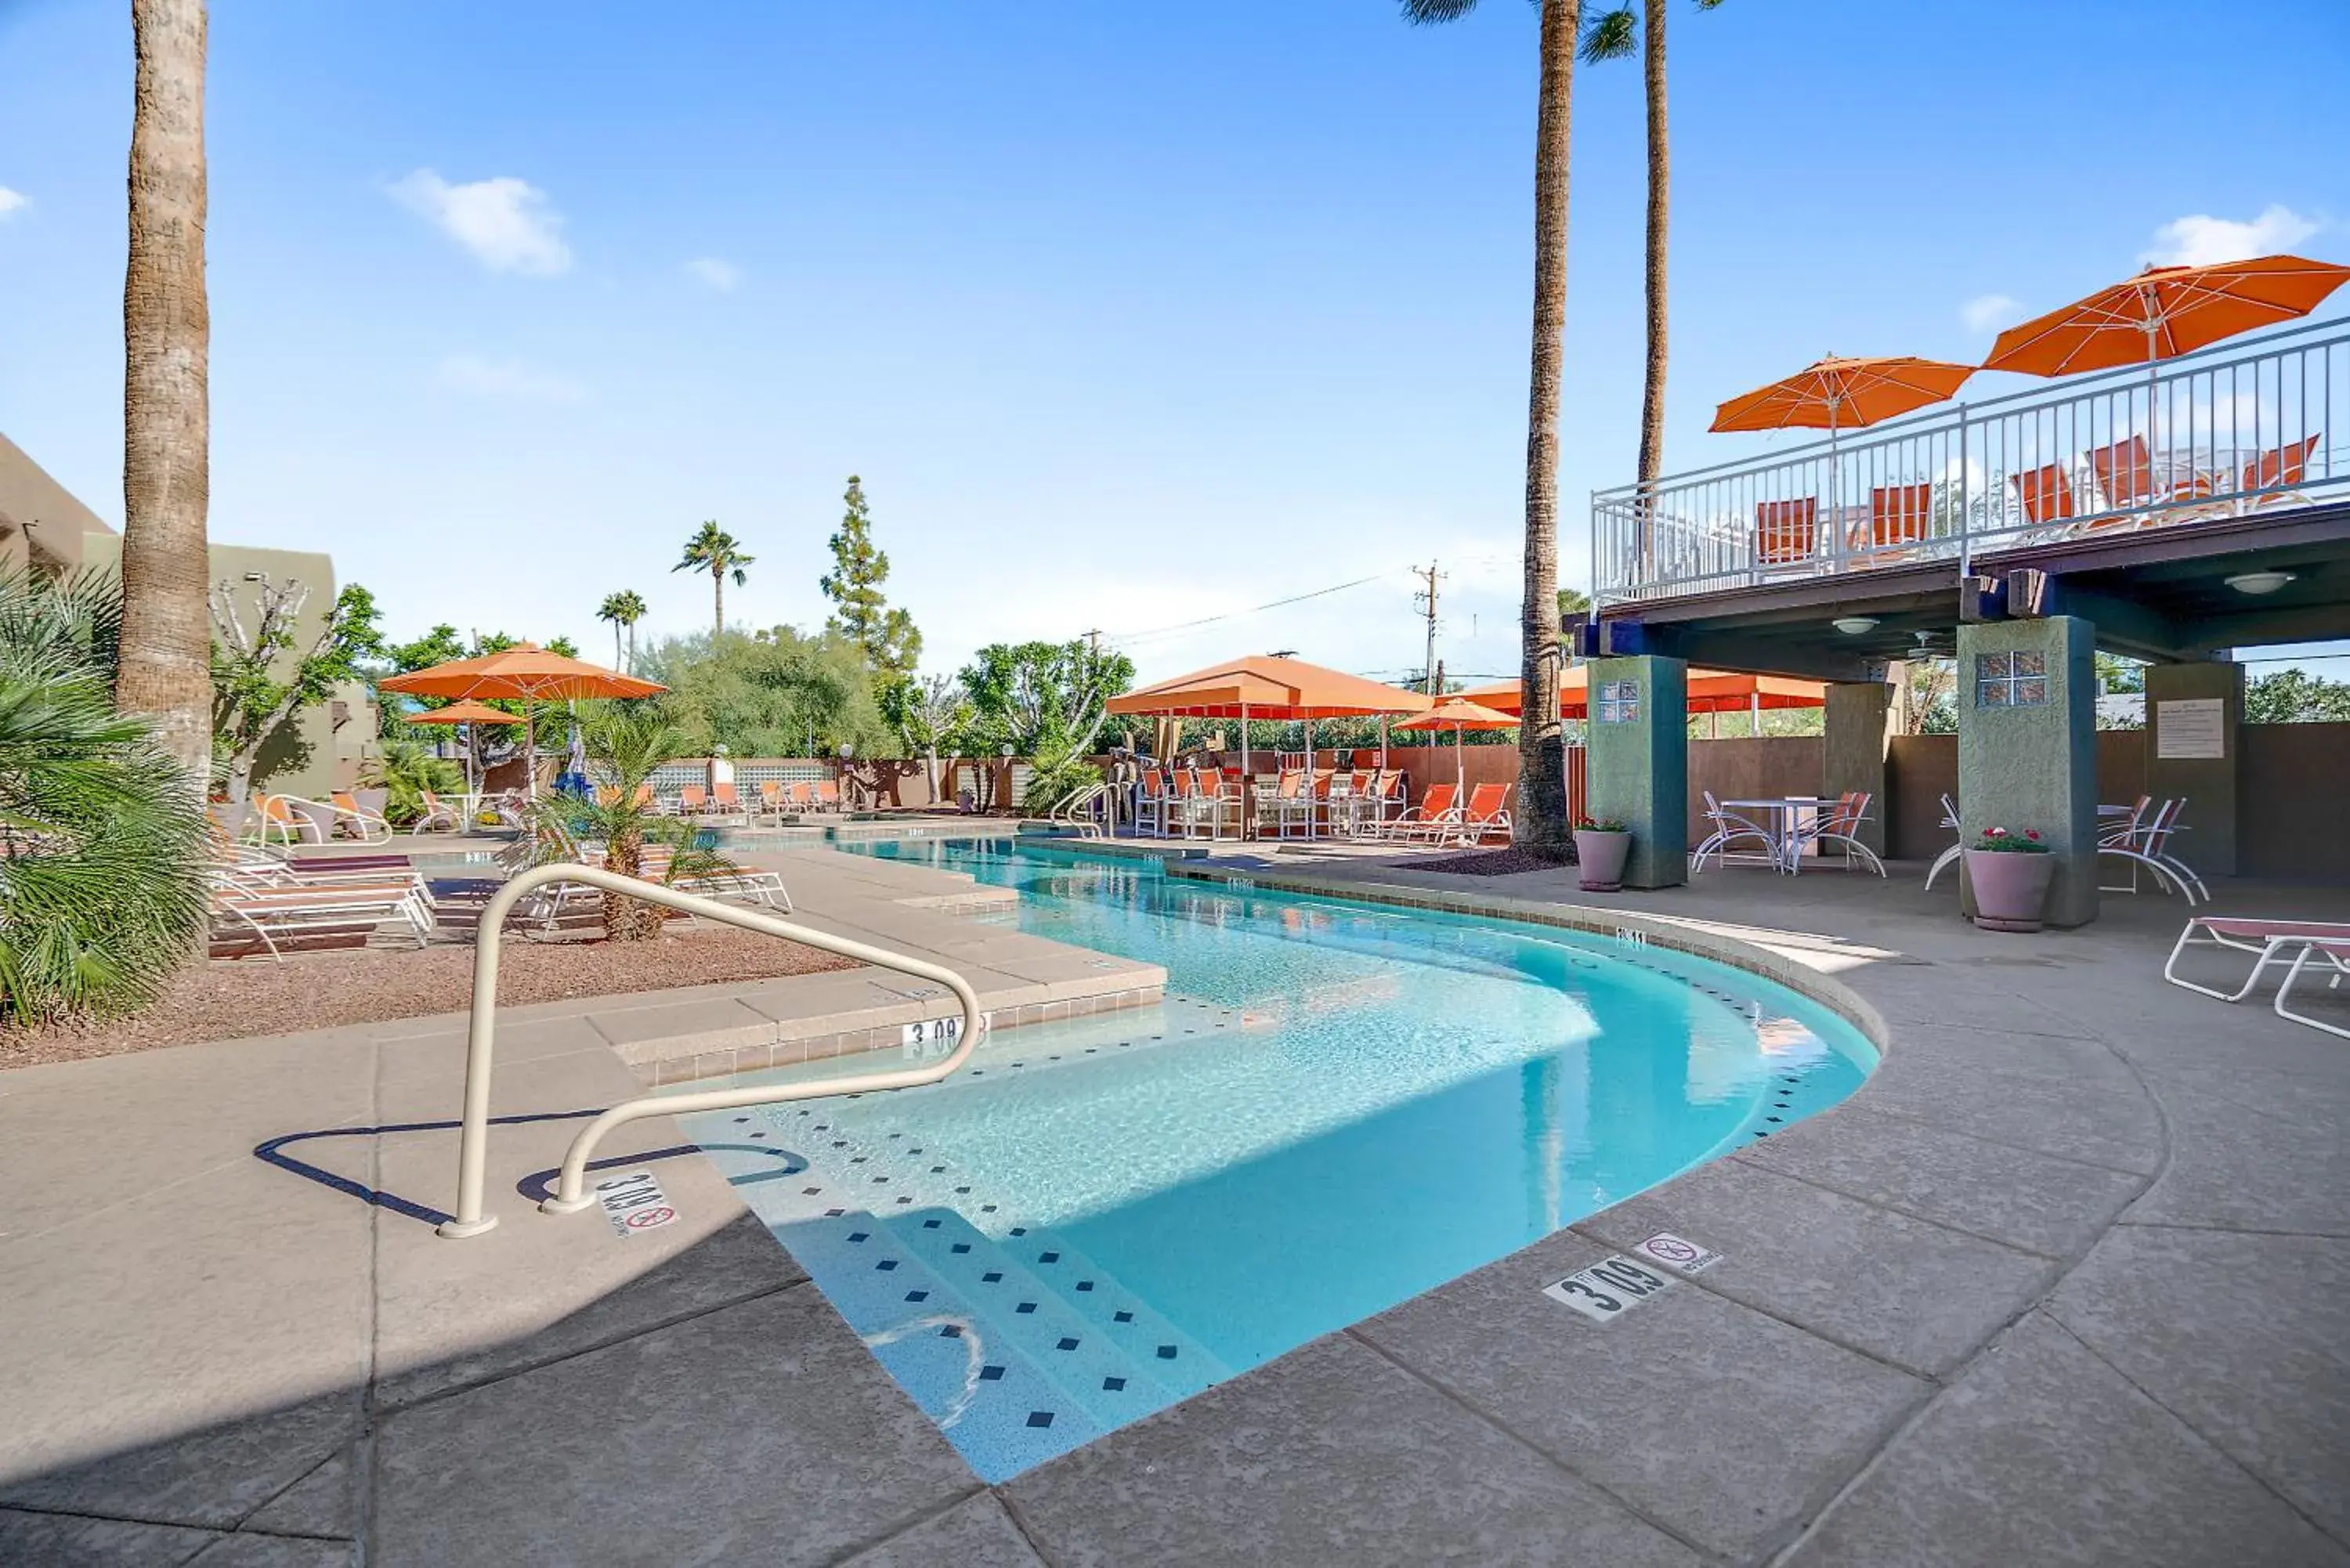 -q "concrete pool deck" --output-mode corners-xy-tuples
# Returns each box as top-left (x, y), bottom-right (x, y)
(2, 840), (2344, 1566)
